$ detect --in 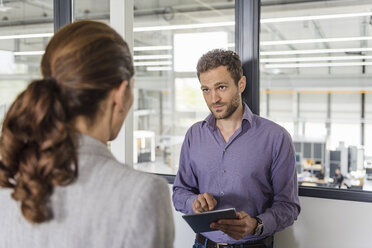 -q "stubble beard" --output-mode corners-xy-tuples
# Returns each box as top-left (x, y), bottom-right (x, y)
(210, 91), (241, 120)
